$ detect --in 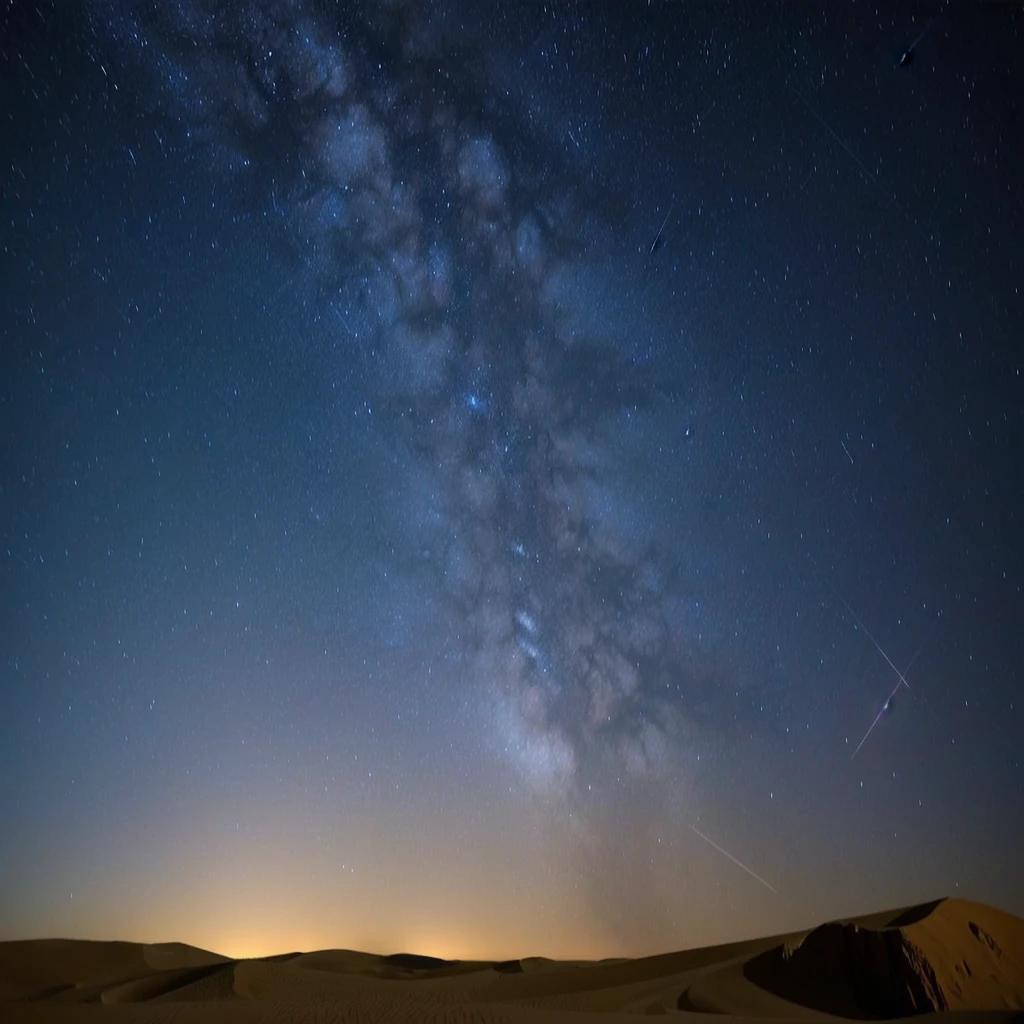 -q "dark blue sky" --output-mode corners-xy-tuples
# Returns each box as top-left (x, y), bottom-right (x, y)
(1, 1), (1021, 958)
